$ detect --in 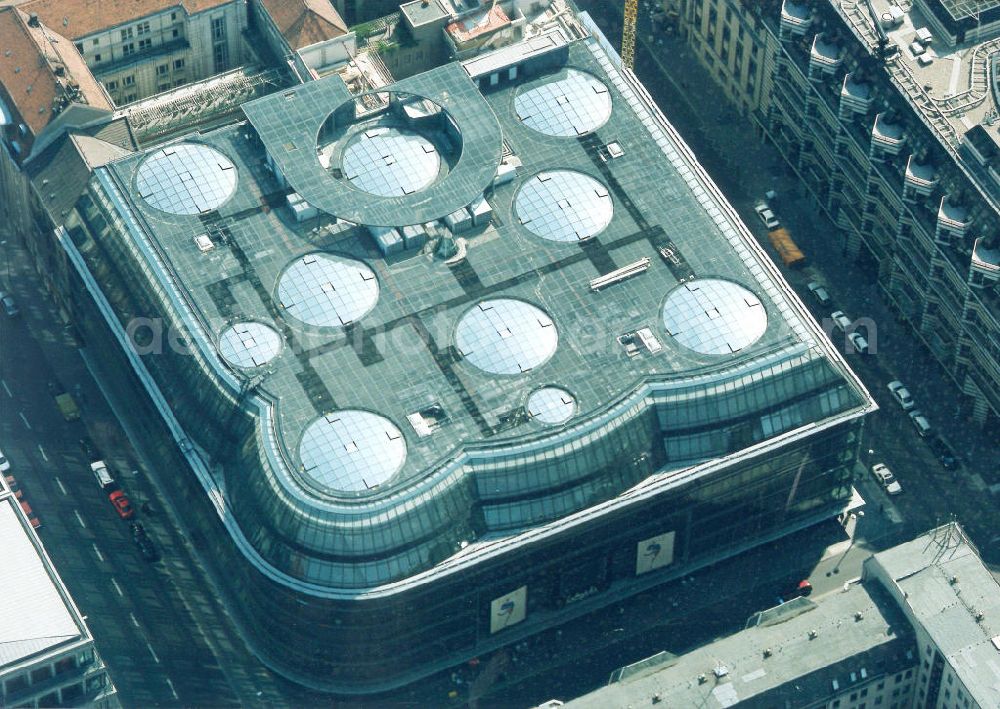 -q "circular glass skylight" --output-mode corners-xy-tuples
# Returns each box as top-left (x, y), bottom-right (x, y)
(299, 410), (406, 493)
(277, 254), (378, 328)
(515, 69), (612, 137)
(661, 279), (767, 355)
(341, 126), (440, 197)
(219, 322), (282, 368)
(136, 143), (237, 215)
(455, 299), (558, 375)
(515, 170), (613, 242)
(527, 387), (577, 425)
